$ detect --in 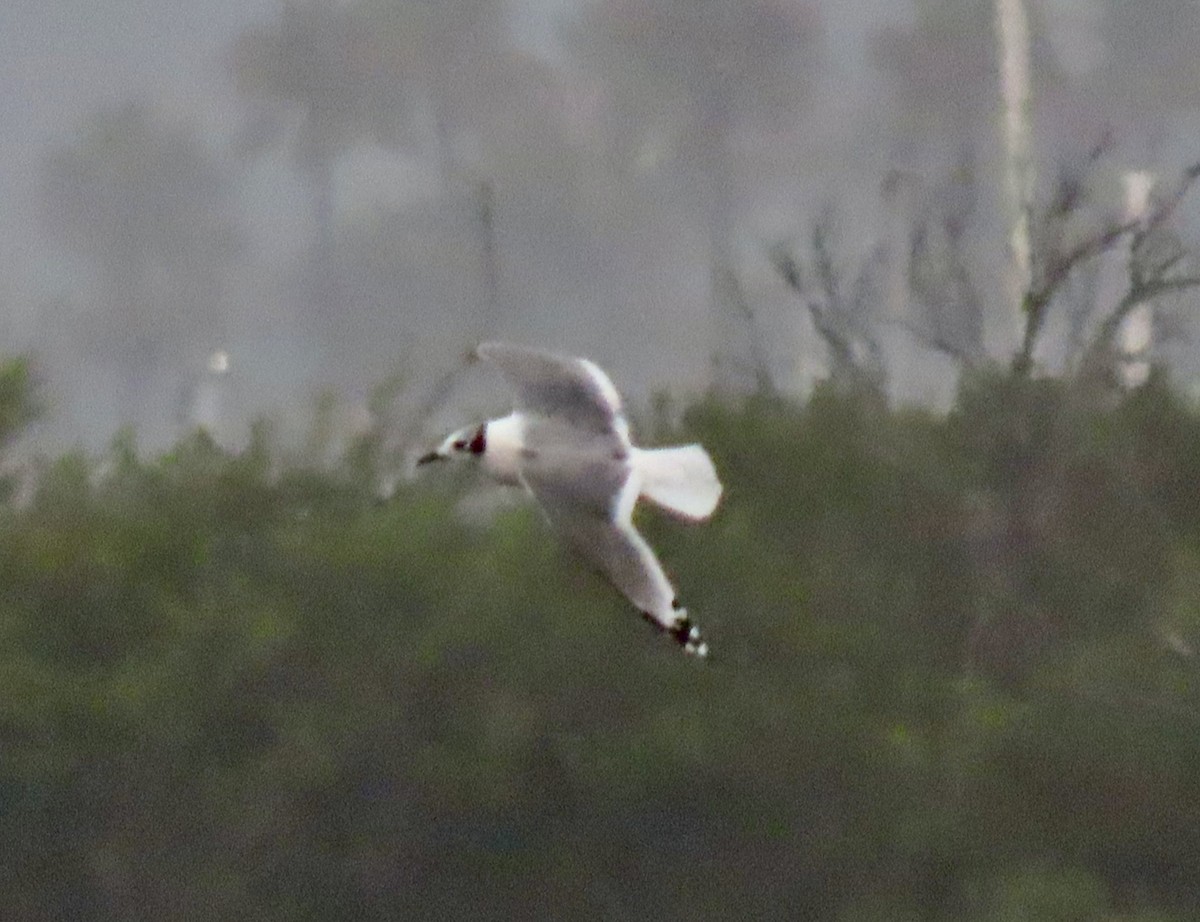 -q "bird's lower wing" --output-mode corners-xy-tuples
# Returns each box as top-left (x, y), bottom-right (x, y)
(523, 466), (679, 626)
